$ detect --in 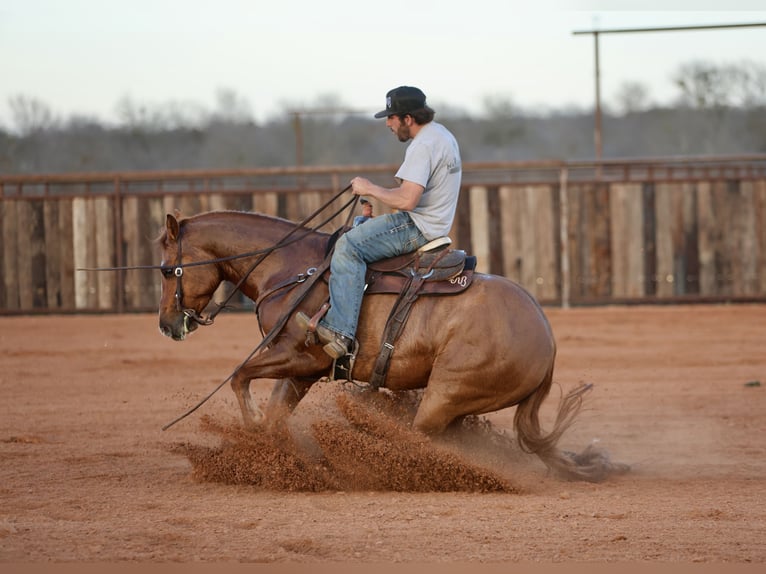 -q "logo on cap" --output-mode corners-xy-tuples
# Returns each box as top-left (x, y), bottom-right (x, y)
(386, 96), (392, 110)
